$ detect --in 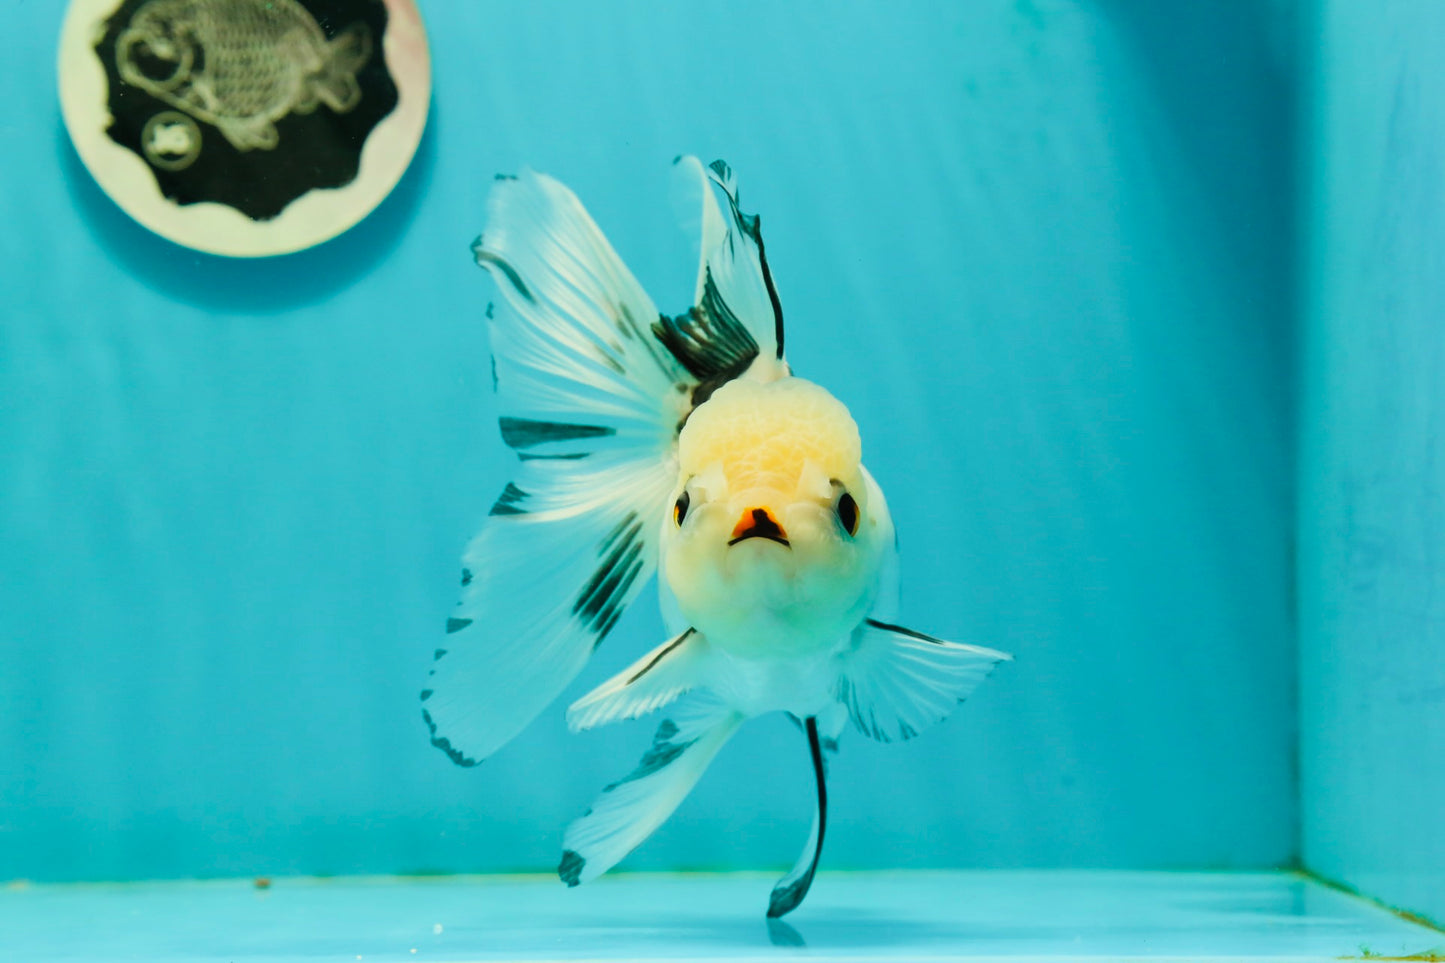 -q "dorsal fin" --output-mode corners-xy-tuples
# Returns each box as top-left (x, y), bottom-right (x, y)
(660, 157), (789, 404)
